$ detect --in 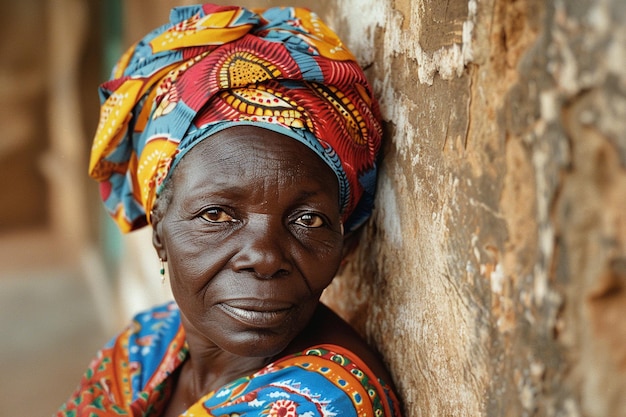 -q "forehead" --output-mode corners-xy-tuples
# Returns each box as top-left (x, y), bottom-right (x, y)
(170, 125), (339, 199)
